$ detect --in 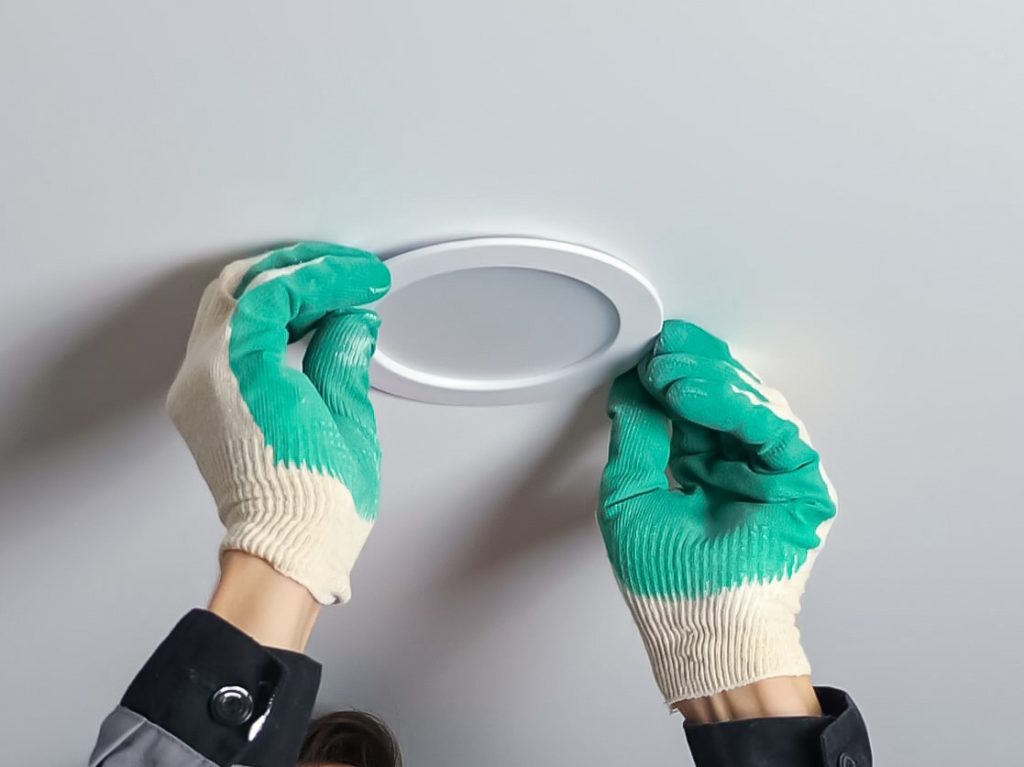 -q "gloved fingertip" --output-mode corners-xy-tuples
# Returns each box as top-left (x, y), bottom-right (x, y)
(307, 310), (382, 378)
(363, 259), (392, 297)
(656, 319), (701, 352)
